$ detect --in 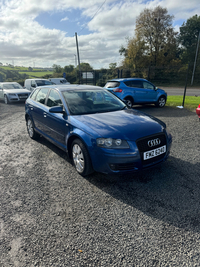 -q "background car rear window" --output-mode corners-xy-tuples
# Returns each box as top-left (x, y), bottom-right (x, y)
(35, 88), (49, 104)
(105, 81), (120, 88)
(47, 90), (62, 107)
